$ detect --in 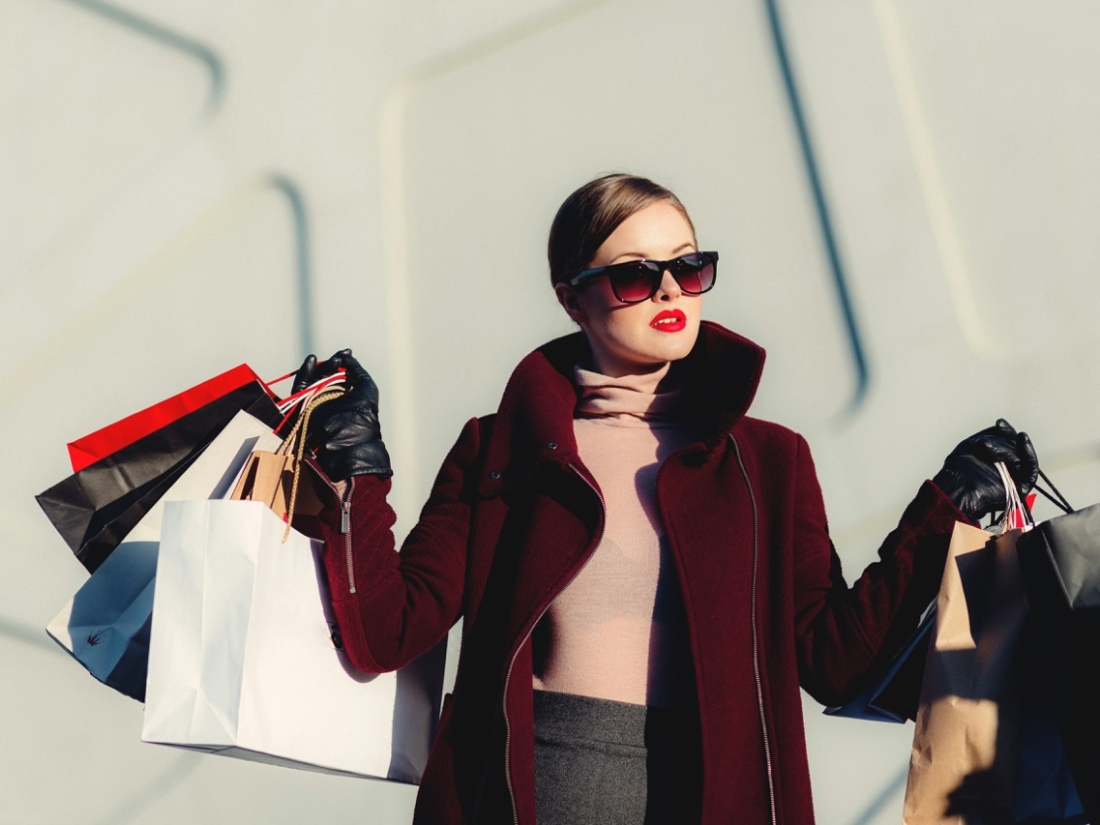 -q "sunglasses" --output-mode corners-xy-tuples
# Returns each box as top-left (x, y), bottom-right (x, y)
(568, 251), (718, 304)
